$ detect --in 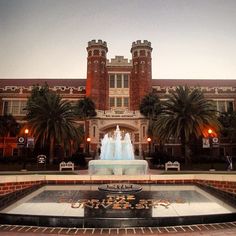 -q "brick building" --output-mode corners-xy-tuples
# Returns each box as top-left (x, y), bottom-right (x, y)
(0, 40), (236, 159)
